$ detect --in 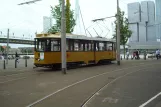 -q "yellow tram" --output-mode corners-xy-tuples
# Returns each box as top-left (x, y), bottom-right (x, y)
(34, 33), (116, 68)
